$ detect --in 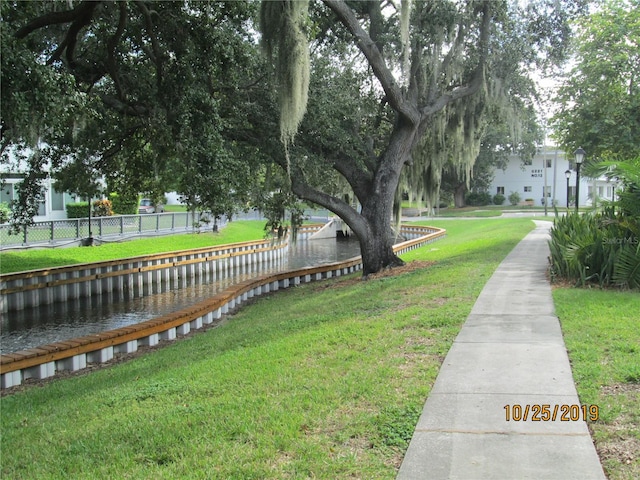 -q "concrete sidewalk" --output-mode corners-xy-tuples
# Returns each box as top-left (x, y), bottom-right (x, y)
(397, 221), (606, 480)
